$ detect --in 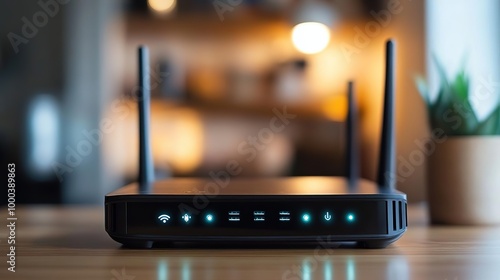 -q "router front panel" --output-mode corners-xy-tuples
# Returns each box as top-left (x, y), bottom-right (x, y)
(106, 196), (407, 241)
